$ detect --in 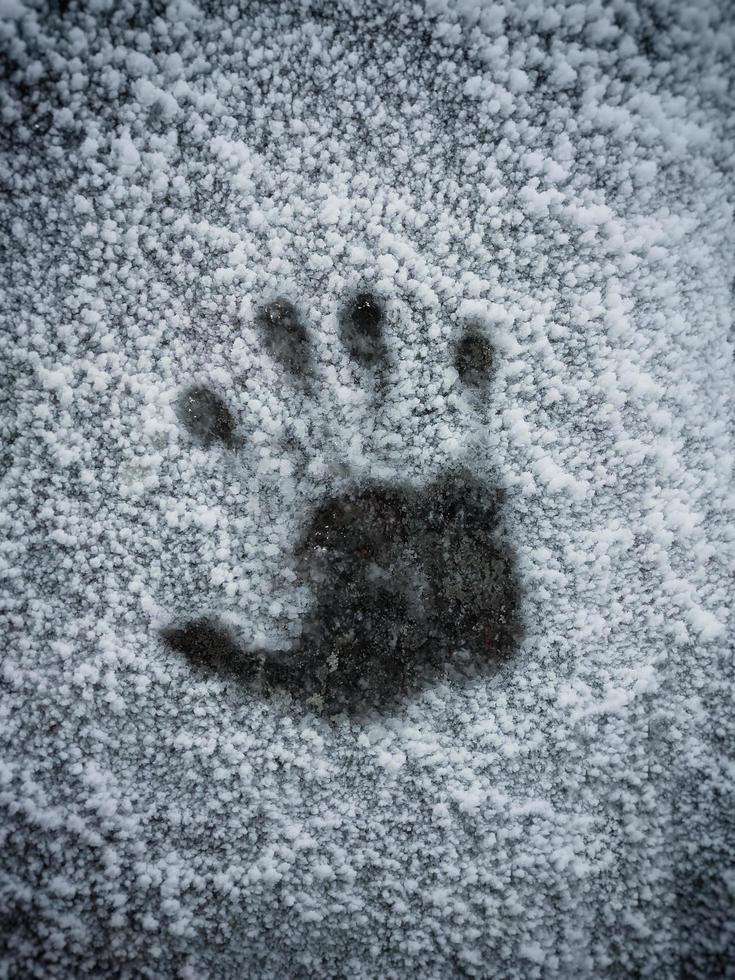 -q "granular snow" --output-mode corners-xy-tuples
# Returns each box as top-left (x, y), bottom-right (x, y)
(0, 0), (733, 977)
